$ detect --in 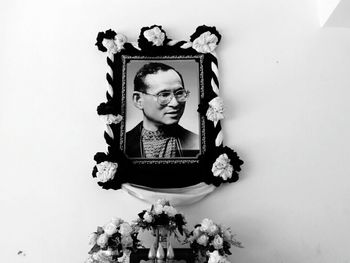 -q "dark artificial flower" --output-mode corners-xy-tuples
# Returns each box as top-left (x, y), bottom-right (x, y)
(190, 25), (222, 45)
(95, 29), (117, 52)
(92, 148), (132, 190)
(197, 99), (210, 115)
(97, 102), (118, 115)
